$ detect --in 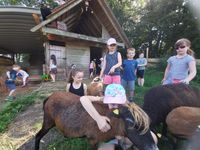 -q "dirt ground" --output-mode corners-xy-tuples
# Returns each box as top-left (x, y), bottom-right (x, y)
(0, 81), (70, 150)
